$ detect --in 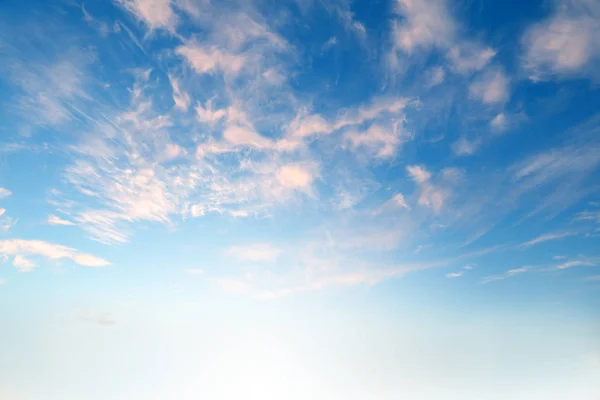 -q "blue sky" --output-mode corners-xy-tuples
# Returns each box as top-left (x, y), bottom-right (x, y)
(0, 0), (599, 398)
